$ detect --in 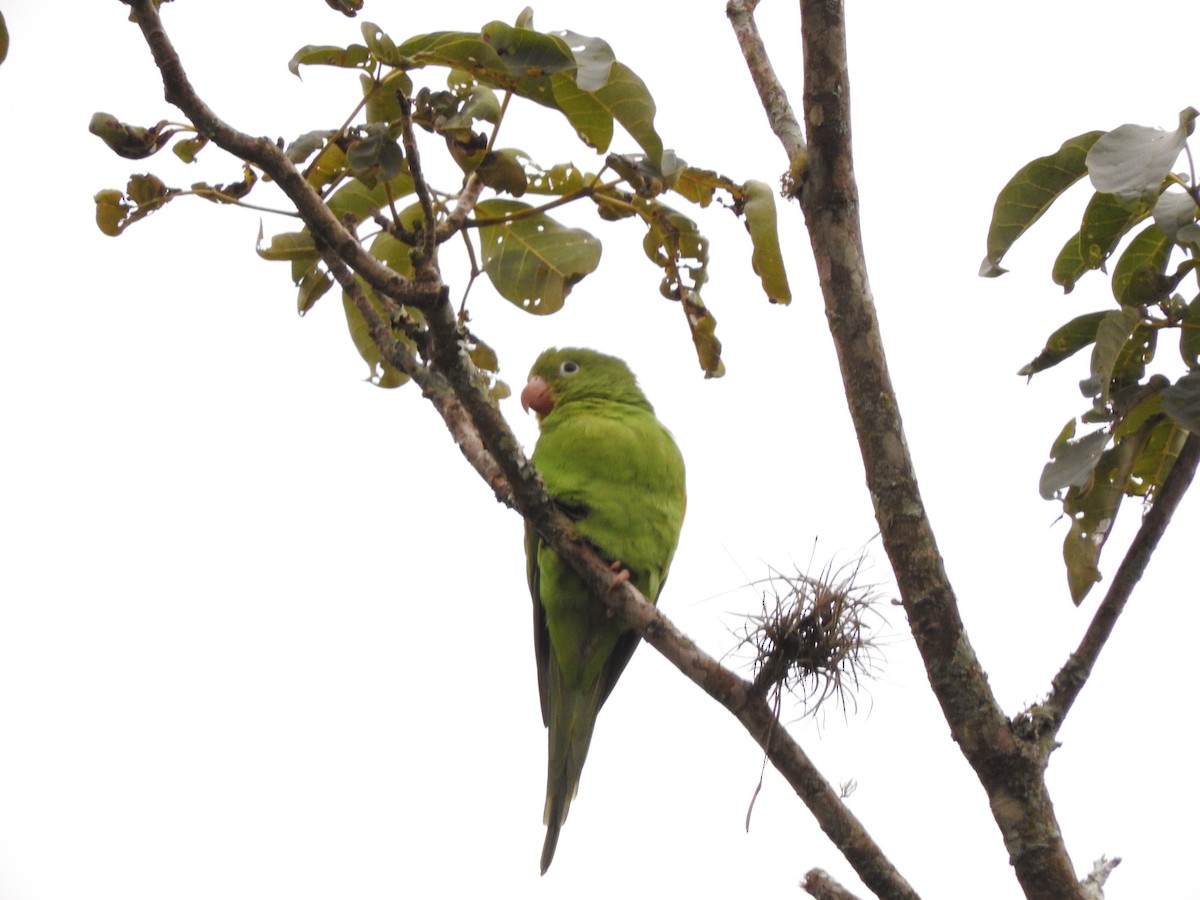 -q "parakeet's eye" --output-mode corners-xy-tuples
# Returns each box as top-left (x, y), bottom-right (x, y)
(560, 360), (579, 376)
